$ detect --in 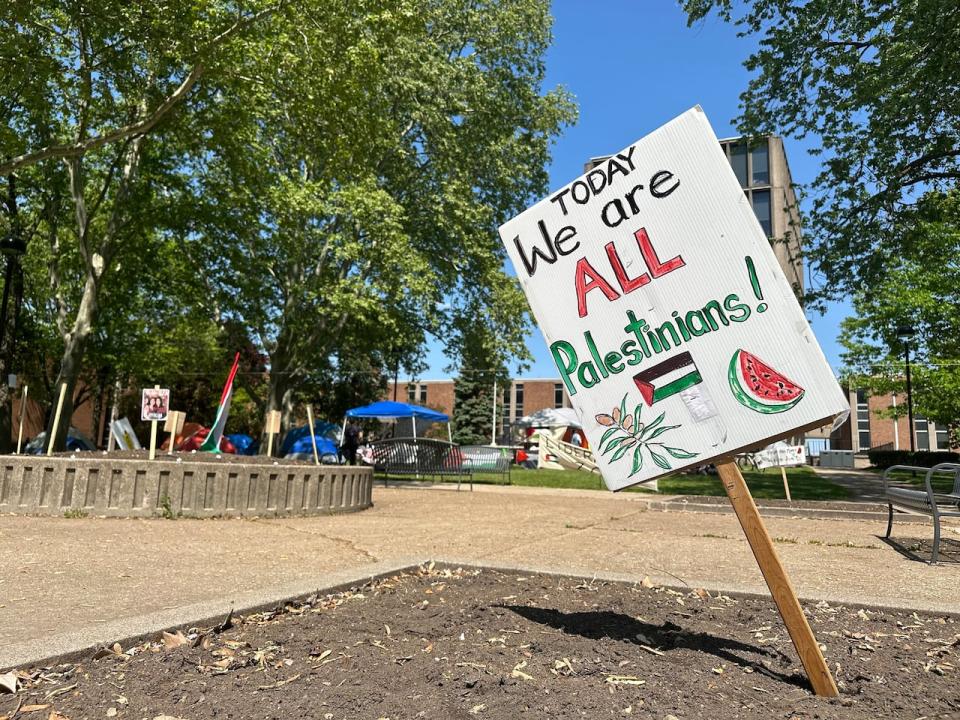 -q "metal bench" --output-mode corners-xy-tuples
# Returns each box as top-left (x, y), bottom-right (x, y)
(369, 438), (473, 491)
(883, 463), (960, 563)
(459, 445), (512, 484)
